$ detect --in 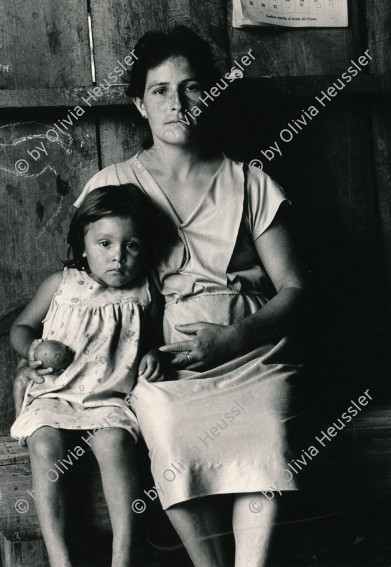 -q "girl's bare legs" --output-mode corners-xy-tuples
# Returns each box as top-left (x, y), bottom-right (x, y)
(89, 427), (138, 567)
(27, 427), (72, 567)
(233, 493), (277, 567)
(165, 496), (233, 567)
